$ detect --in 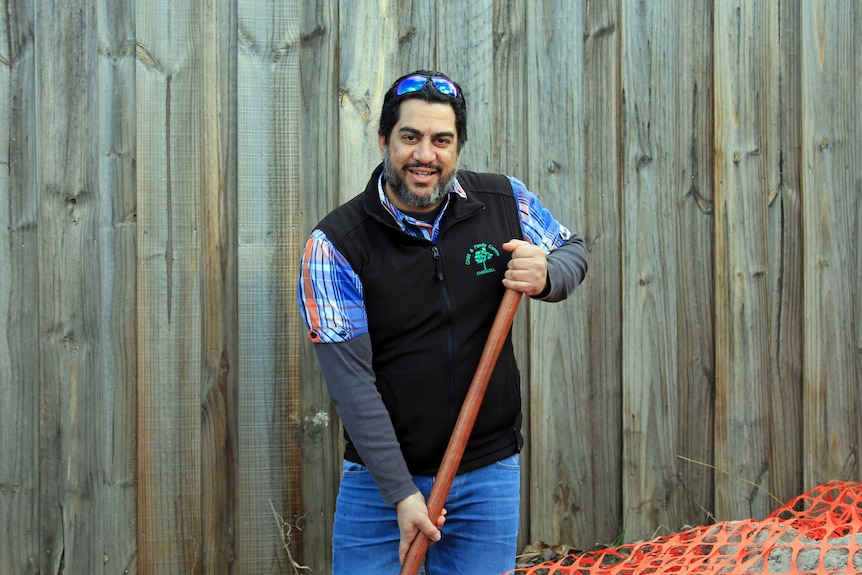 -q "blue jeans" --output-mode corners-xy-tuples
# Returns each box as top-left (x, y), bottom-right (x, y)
(332, 454), (521, 575)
